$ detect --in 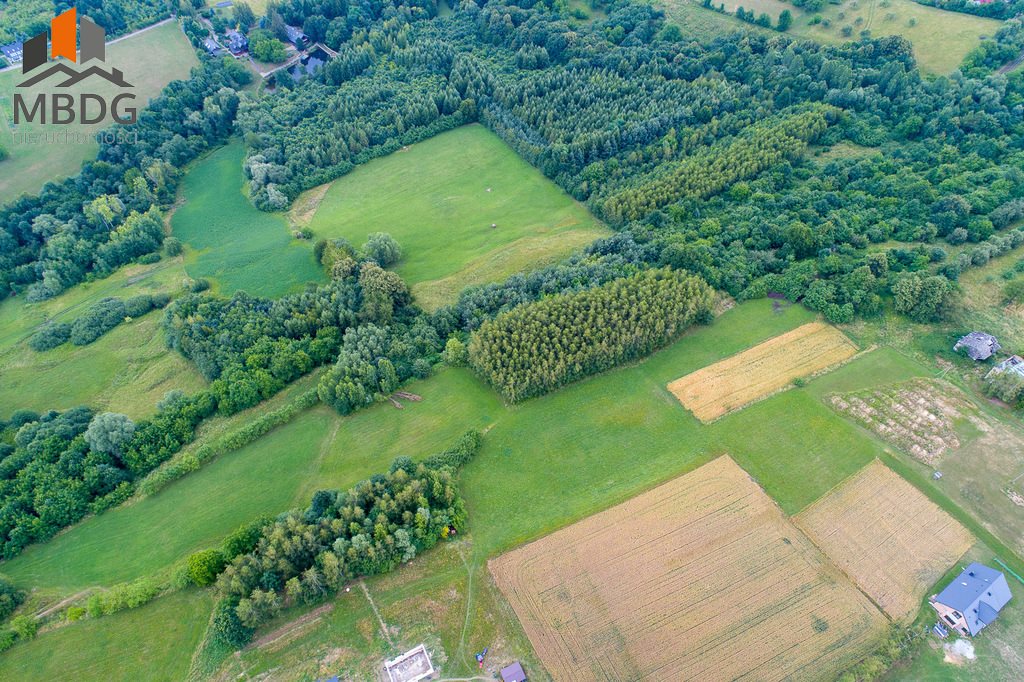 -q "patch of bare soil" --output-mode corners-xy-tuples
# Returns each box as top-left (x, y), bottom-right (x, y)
(248, 603), (334, 651)
(829, 379), (980, 465)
